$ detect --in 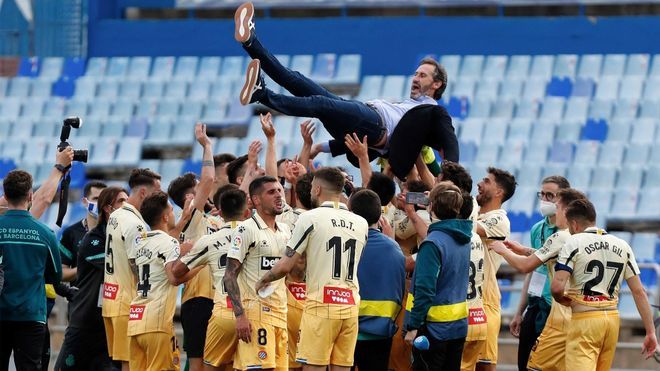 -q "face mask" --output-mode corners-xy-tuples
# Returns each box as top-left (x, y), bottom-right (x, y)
(87, 202), (99, 219)
(539, 200), (556, 217)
